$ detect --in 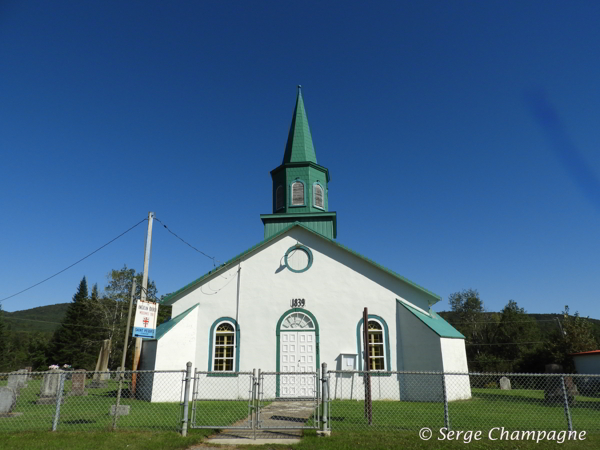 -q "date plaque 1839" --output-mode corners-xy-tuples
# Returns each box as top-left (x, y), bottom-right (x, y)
(290, 298), (305, 307)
